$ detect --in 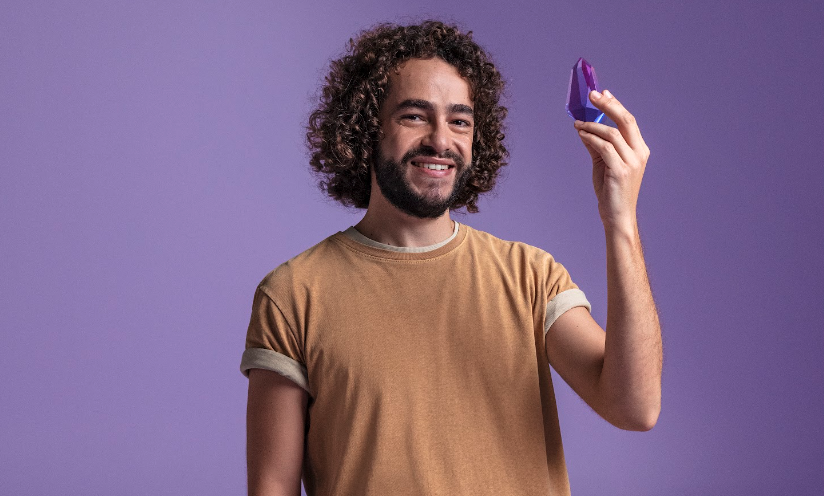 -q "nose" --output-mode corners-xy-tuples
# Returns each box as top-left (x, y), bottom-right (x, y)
(422, 120), (451, 155)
